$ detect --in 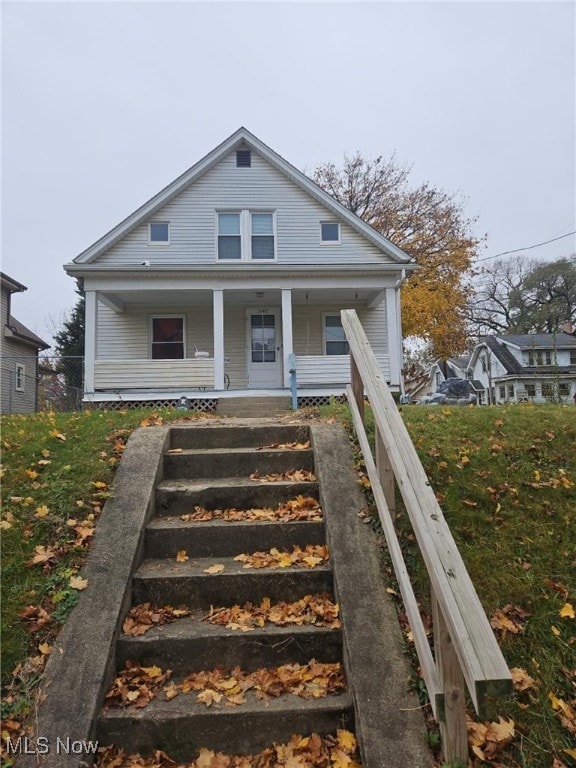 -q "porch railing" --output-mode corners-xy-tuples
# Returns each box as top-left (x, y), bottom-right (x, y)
(341, 309), (512, 763)
(94, 358), (214, 390)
